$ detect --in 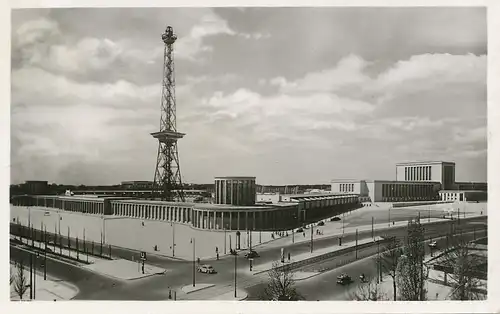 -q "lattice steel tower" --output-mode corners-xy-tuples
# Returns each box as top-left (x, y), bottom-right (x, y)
(151, 26), (185, 202)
